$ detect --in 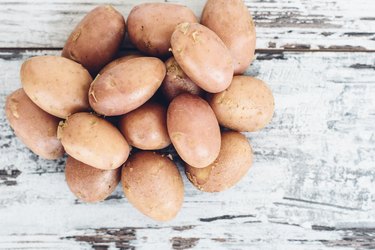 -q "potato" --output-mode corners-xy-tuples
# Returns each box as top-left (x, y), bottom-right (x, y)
(58, 112), (129, 170)
(171, 23), (233, 93)
(89, 57), (166, 116)
(208, 76), (274, 132)
(119, 103), (170, 150)
(122, 151), (184, 221)
(21, 56), (92, 119)
(127, 3), (198, 56)
(201, 0), (256, 75)
(5, 89), (64, 160)
(167, 93), (221, 168)
(62, 5), (126, 75)
(161, 57), (204, 102)
(65, 156), (120, 202)
(99, 54), (141, 74)
(186, 131), (253, 192)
